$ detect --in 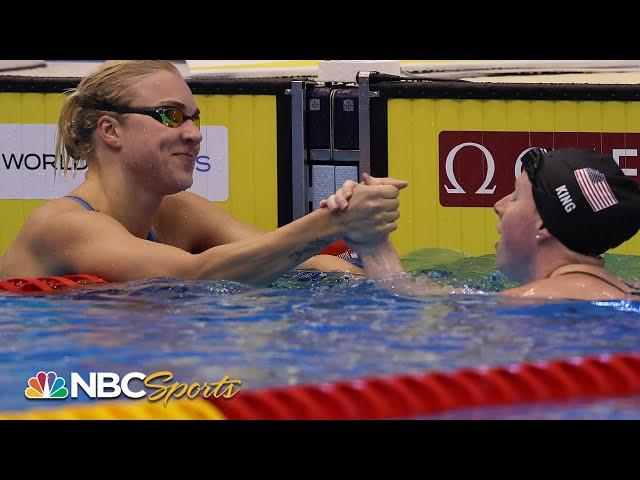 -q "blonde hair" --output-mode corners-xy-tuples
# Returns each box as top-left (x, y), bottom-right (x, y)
(55, 60), (181, 172)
